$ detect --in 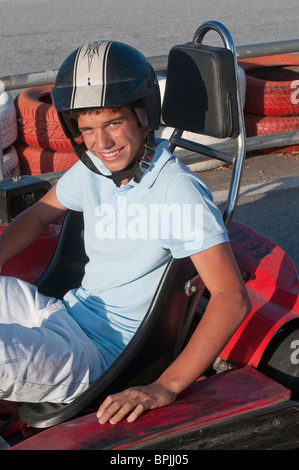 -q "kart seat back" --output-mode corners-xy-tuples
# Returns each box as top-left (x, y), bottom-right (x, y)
(19, 209), (203, 428)
(162, 42), (239, 139)
(35, 210), (88, 299)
